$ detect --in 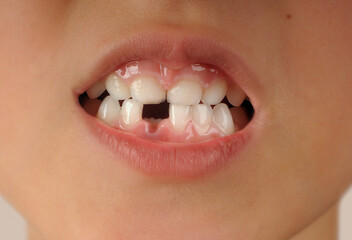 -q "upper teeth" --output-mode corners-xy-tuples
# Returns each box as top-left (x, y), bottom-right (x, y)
(167, 78), (203, 105)
(87, 81), (106, 99)
(106, 73), (131, 100)
(202, 78), (227, 105)
(92, 69), (248, 137)
(130, 76), (166, 104)
(227, 84), (246, 107)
